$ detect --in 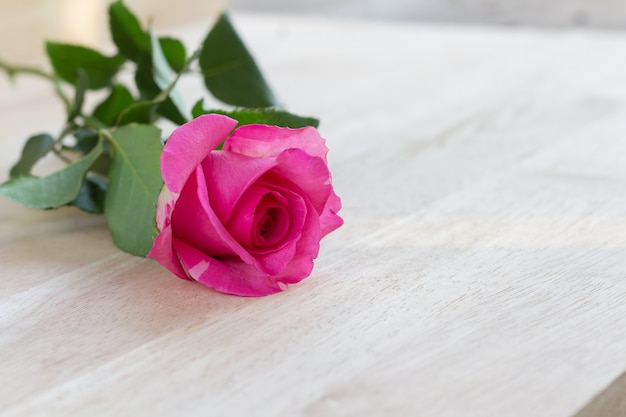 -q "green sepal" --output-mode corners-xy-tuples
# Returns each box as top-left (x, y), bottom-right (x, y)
(192, 99), (319, 129)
